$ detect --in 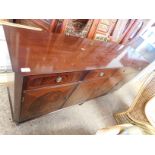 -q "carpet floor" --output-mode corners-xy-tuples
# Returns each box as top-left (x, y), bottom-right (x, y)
(0, 85), (117, 135)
